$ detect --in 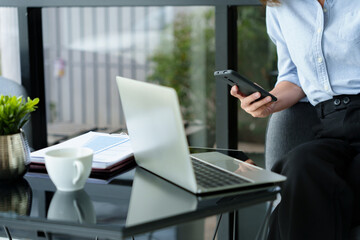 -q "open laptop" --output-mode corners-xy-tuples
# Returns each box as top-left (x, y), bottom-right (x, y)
(116, 76), (286, 195)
